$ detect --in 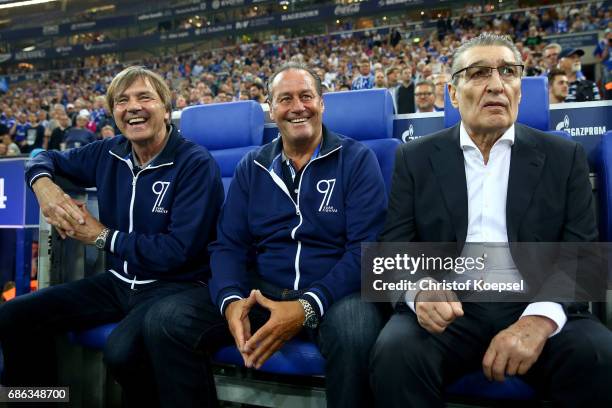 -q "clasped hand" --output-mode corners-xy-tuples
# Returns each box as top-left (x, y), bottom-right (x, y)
(33, 177), (104, 243)
(225, 290), (304, 369)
